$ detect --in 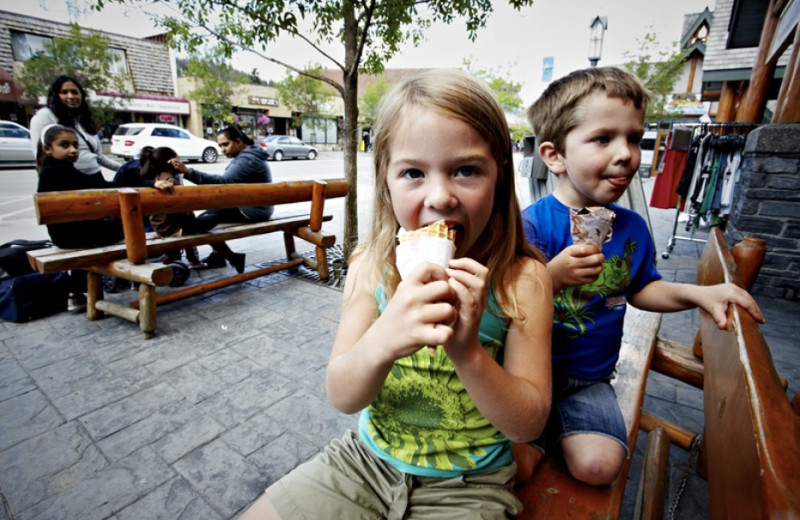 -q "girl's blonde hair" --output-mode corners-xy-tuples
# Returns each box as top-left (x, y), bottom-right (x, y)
(354, 69), (544, 321)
